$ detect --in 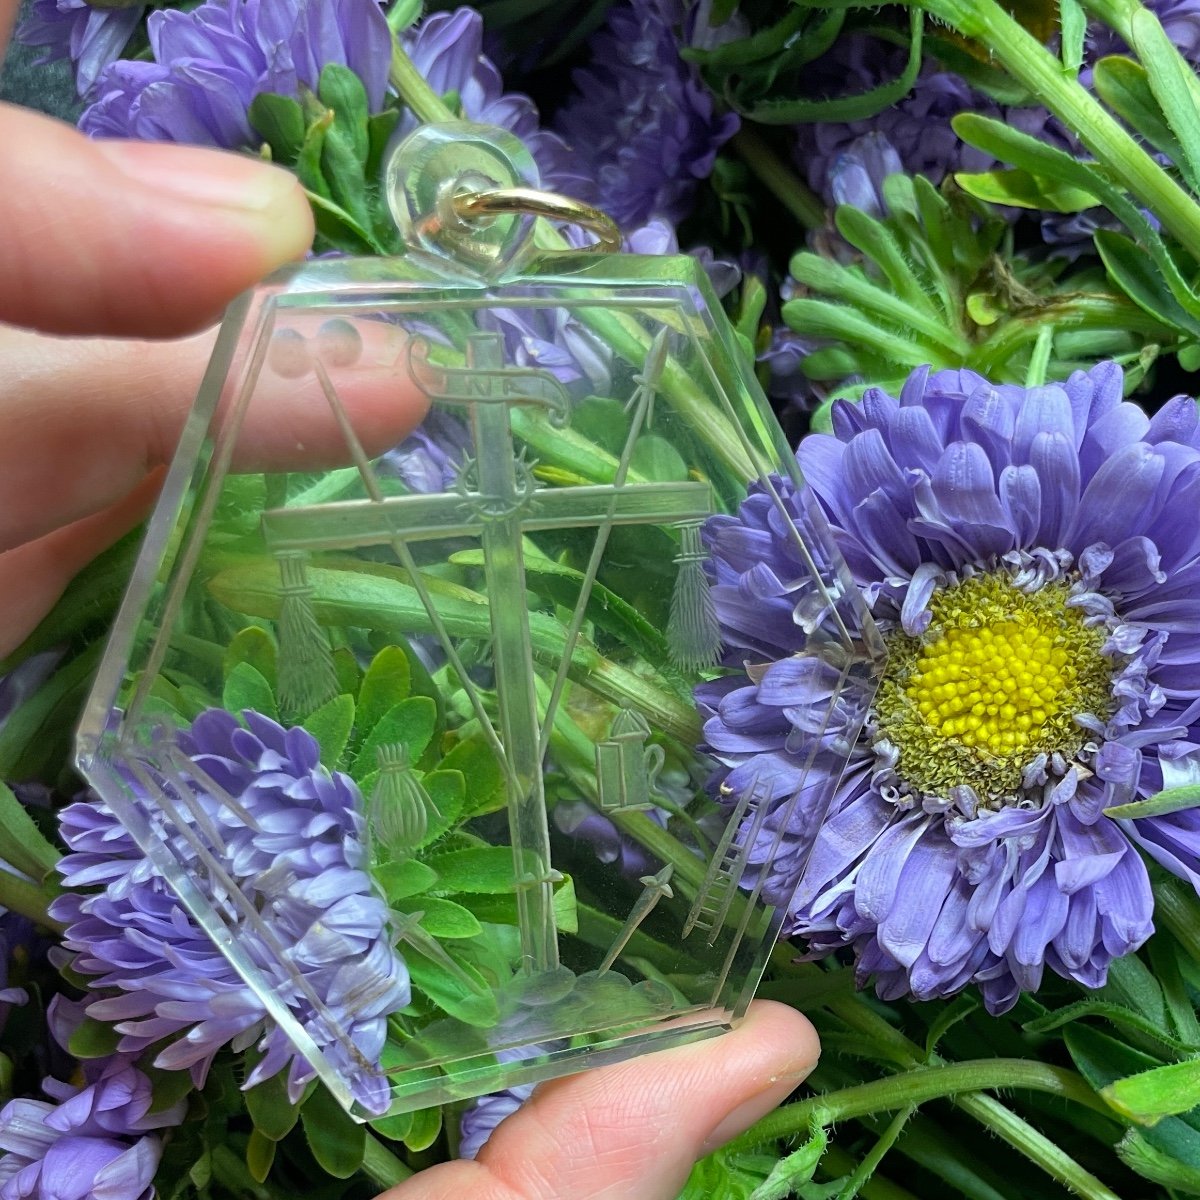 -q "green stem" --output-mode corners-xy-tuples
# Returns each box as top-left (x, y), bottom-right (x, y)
(361, 1131), (414, 1189)
(834, 1105), (916, 1200)
(913, 0), (1200, 261)
(730, 127), (826, 231)
(726, 1059), (1113, 1151)
(0, 871), (65, 935)
(819, 1145), (921, 1200)
(952, 1093), (1123, 1200)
